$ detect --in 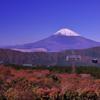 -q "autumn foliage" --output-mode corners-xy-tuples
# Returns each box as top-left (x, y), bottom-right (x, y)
(0, 65), (100, 100)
